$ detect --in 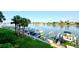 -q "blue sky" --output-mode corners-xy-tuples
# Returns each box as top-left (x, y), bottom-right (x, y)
(2, 11), (79, 22)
